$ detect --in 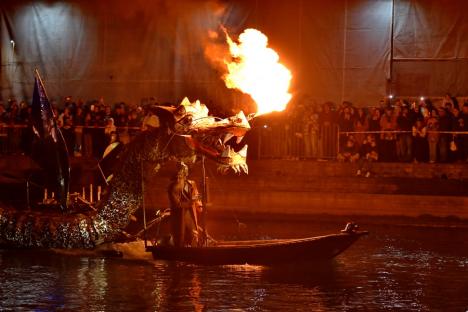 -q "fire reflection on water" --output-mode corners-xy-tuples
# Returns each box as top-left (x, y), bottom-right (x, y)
(189, 271), (203, 312)
(76, 258), (108, 311)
